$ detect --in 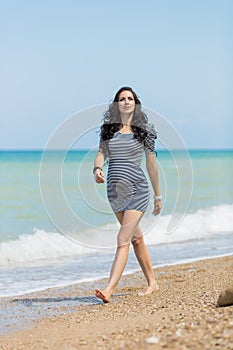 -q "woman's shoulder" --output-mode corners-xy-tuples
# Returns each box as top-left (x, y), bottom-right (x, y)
(146, 122), (156, 137)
